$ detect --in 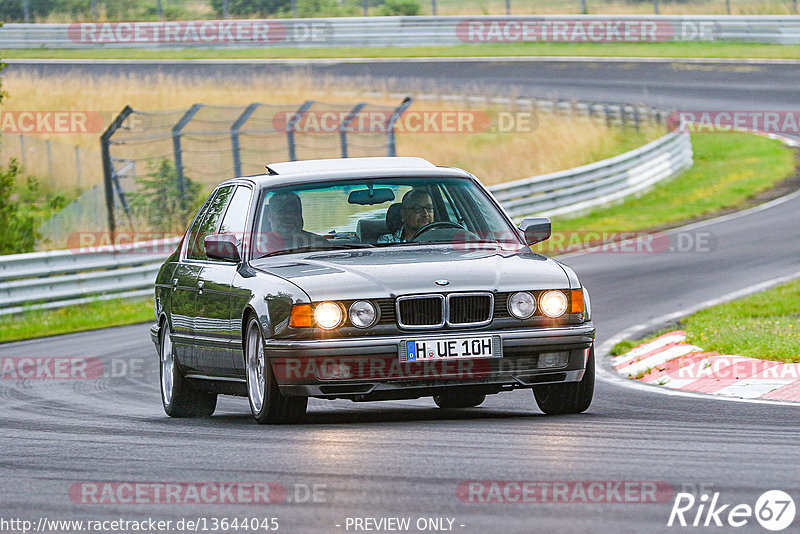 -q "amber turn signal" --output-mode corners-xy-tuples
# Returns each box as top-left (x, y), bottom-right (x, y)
(570, 289), (585, 314)
(289, 304), (313, 328)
